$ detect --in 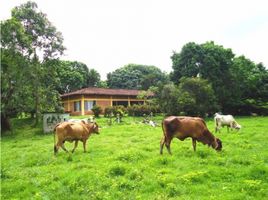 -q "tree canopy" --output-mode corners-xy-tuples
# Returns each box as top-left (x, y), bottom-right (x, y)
(107, 64), (169, 90)
(54, 60), (101, 94)
(170, 41), (268, 114)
